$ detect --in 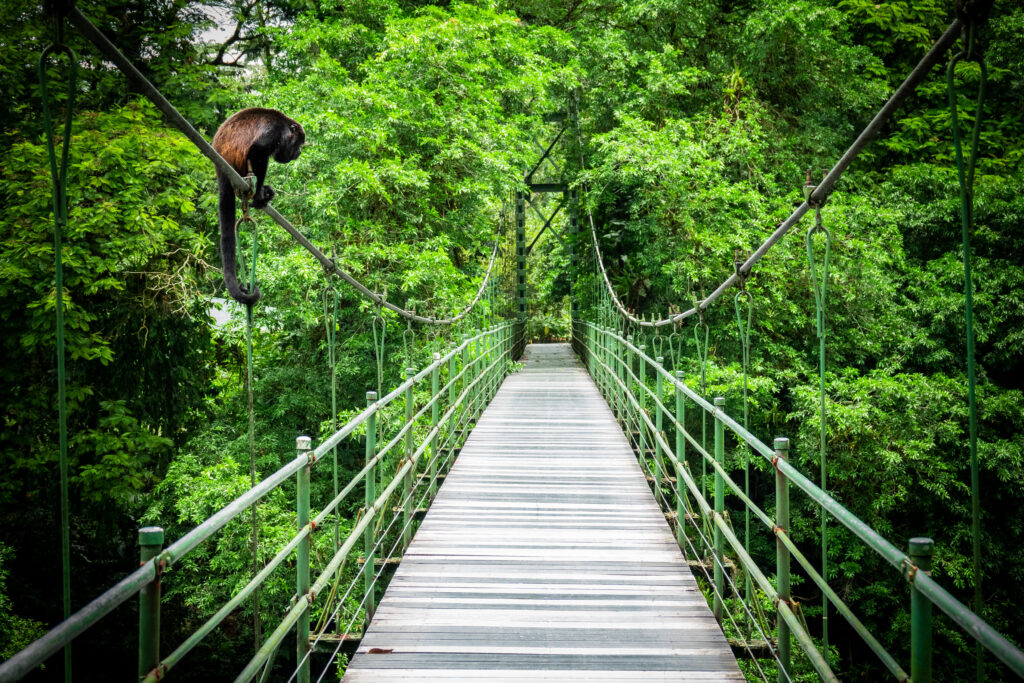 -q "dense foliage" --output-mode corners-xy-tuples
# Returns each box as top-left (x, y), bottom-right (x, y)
(0, 0), (1021, 680)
